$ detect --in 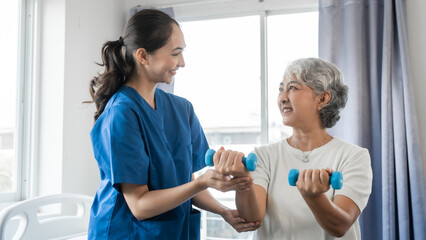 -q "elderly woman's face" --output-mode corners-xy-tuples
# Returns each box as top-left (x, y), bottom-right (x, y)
(277, 76), (321, 128)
